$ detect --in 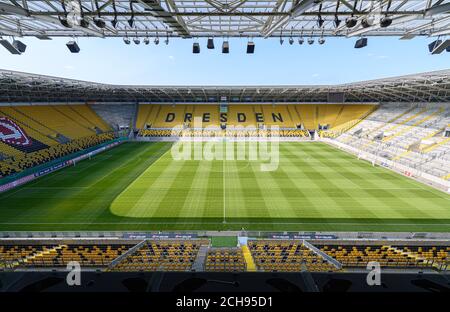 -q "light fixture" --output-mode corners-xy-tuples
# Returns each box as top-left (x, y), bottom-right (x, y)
(307, 37), (314, 45)
(94, 18), (105, 28)
(59, 0), (72, 28)
(111, 0), (118, 28)
(317, 3), (324, 27)
(298, 27), (304, 45)
(380, 0), (393, 28)
(380, 16), (392, 28)
(346, 16), (357, 28)
(165, 32), (169, 45)
(334, 15), (341, 28)
(93, 0), (105, 28)
(80, 18), (90, 28)
(317, 16), (324, 28)
(154, 32), (159, 45)
(77, 0), (89, 28)
(361, 16), (374, 28)
(133, 37), (140, 45)
(111, 18), (118, 29)
(143, 37), (150, 45)
(318, 29), (325, 45)
(59, 17), (72, 28)
(289, 37), (294, 45)
(334, 0), (341, 28)
(123, 37), (131, 45)
(128, 1), (135, 28)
